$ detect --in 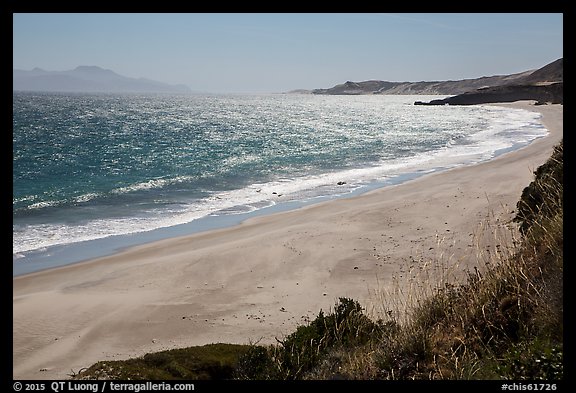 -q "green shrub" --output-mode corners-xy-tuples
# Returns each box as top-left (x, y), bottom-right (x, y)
(496, 341), (563, 380)
(74, 343), (250, 380)
(235, 297), (383, 379)
(234, 345), (279, 380)
(277, 297), (381, 379)
(514, 140), (563, 234)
